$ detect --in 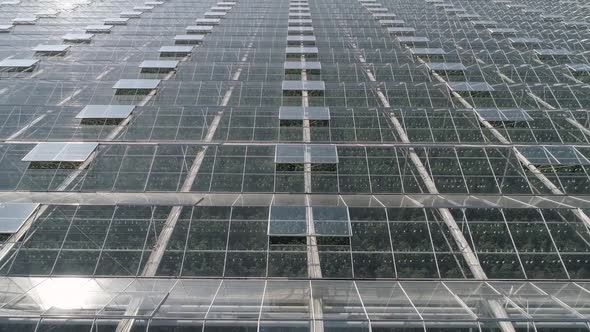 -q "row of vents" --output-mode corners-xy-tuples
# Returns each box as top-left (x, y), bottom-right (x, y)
(0, 202), (353, 237)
